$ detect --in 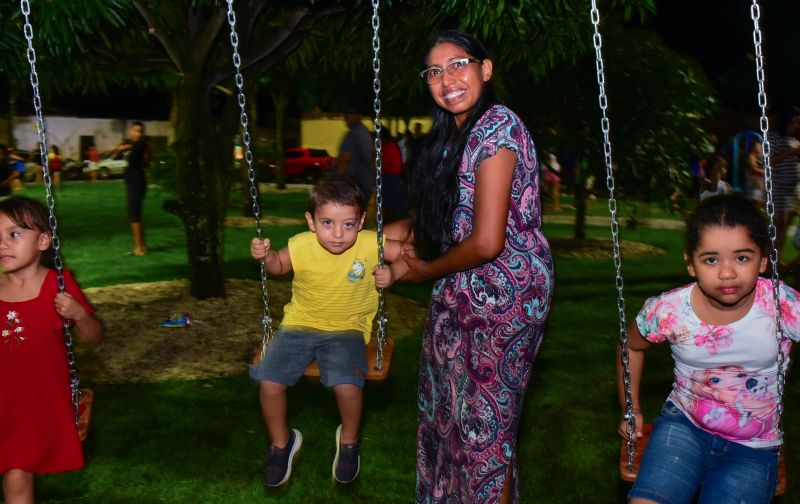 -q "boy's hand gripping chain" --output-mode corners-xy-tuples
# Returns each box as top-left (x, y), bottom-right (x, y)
(20, 0), (81, 426)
